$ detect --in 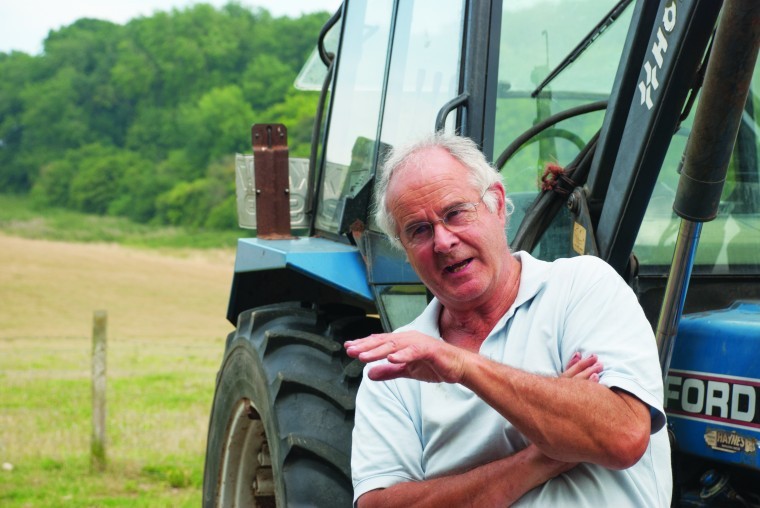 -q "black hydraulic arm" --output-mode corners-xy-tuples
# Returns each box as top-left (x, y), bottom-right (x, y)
(592, 0), (724, 274)
(657, 0), (760, 379)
